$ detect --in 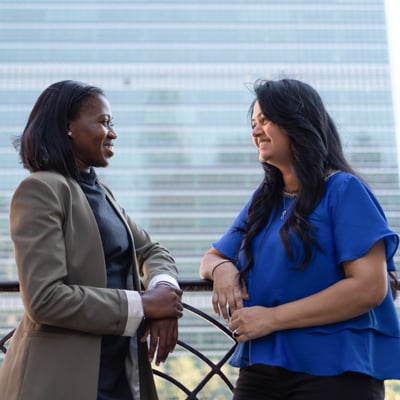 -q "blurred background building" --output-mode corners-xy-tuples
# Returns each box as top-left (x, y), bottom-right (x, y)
(0, 0), (399, 395)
